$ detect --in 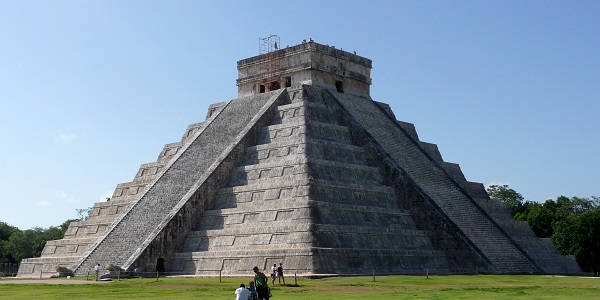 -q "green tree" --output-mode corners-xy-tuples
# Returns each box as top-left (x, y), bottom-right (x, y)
(526, 200), (559, 238)
(6, 230), (35, 262)
(0, 240), (8, 264)
(553, 207), (600, 273)
(486, 184), (525, 217)
(0, 222), (20, 263)
(0, 219), (75, 263)
(0, 222), (18, 241)
(516, 194), (599, 273)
